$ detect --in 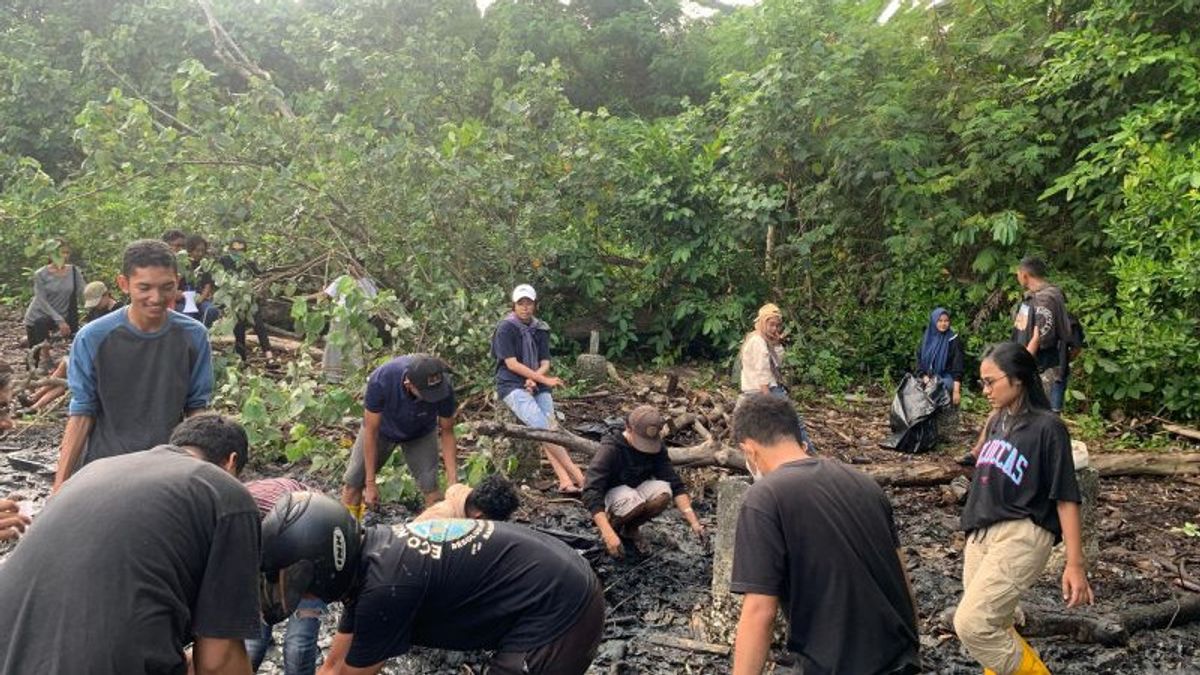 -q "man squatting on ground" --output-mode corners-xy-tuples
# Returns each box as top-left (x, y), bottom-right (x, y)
(731, 393), (920, 675)
(340, 354), (458, 516)
(582, 404), (705, 558)
(259, 493), (605, 675)
(0, 415), (261, 674)
(53, 239), (213, 492)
